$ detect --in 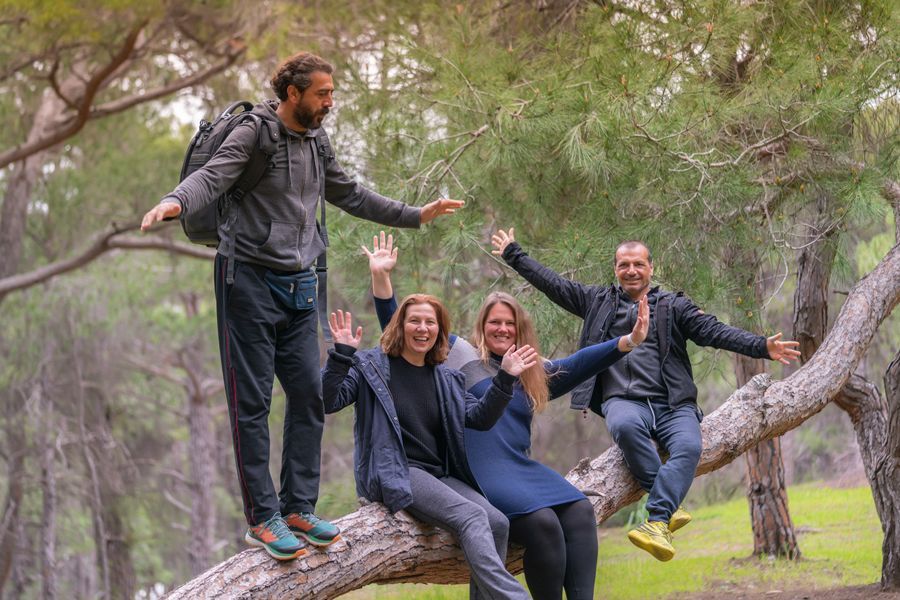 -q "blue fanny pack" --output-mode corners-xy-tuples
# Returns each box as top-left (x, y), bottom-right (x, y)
(264, 269), (317, 311)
